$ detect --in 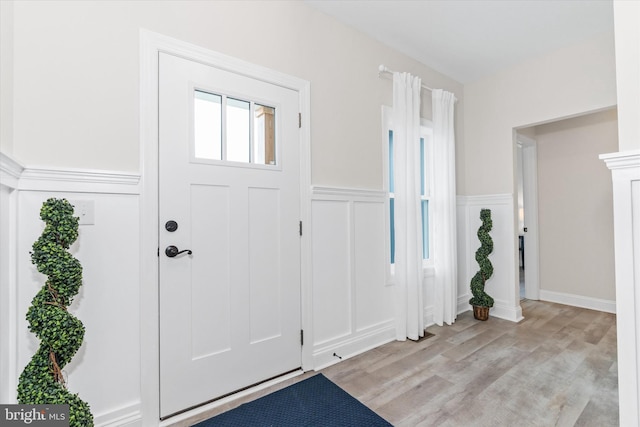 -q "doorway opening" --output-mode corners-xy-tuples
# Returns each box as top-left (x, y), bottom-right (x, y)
(515, 133), (540, 301)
